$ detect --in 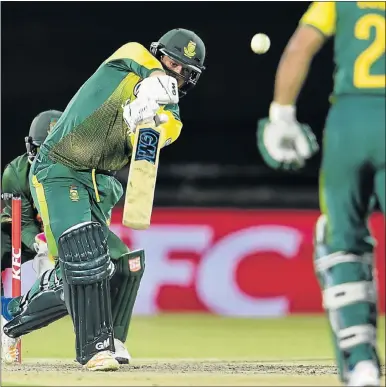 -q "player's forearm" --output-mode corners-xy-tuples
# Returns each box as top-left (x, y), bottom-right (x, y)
(273, 26), (325, 107)
(273, 46), (313, 106)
